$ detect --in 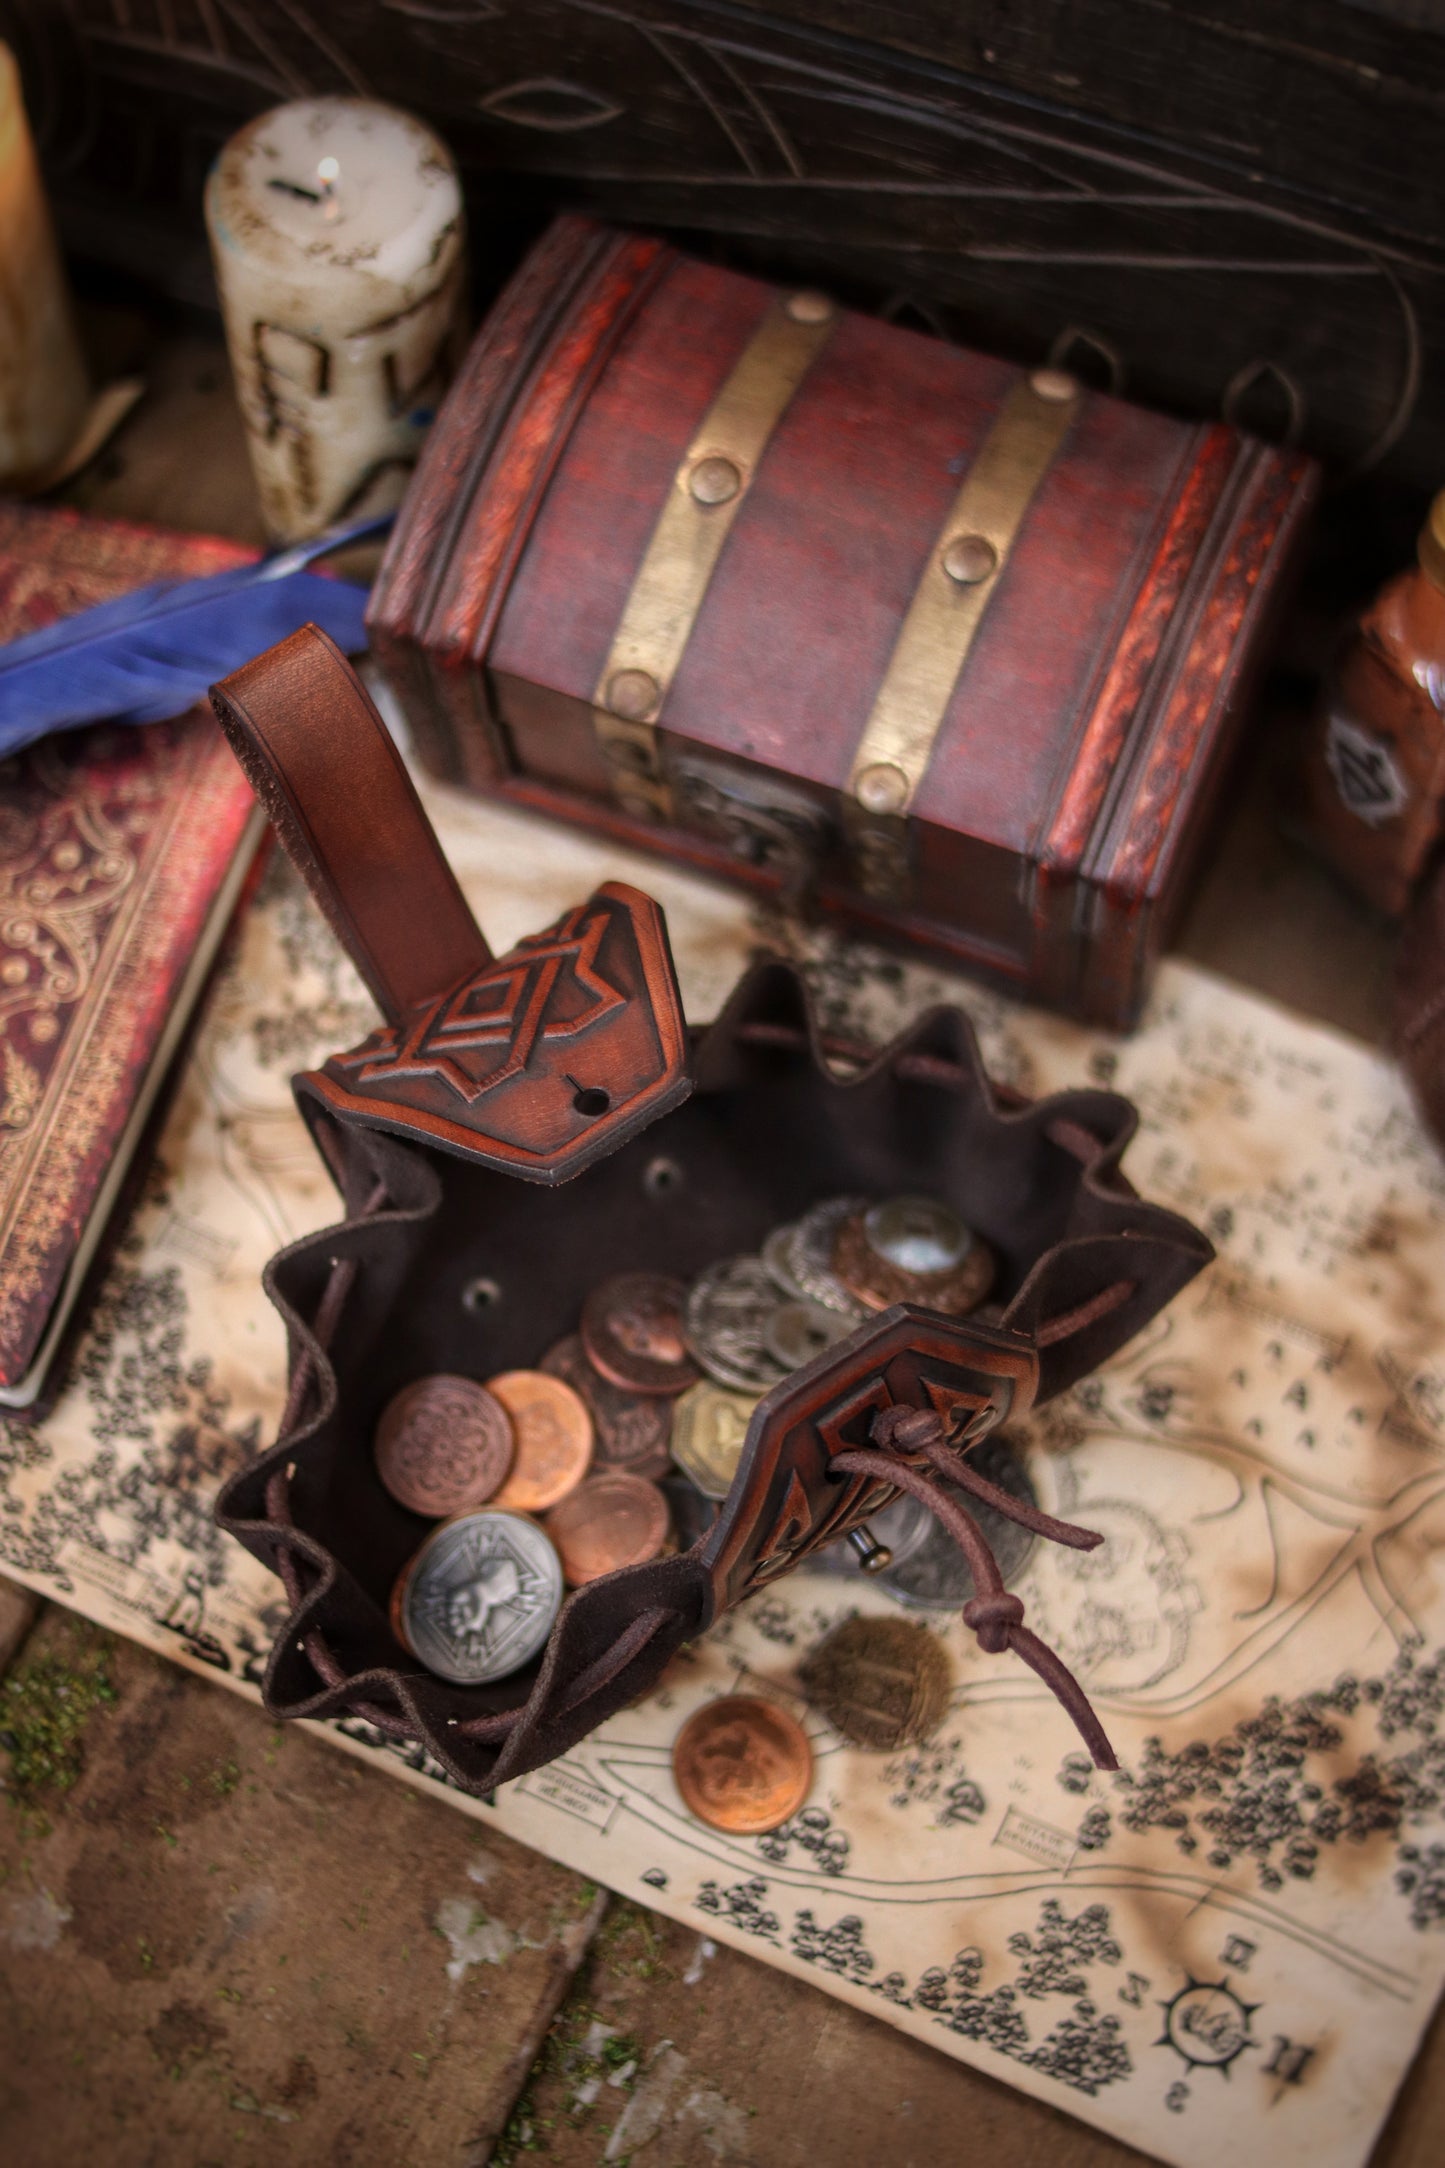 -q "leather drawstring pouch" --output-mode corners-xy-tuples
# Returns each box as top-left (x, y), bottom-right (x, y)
(210, 627), (1213, 1796)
